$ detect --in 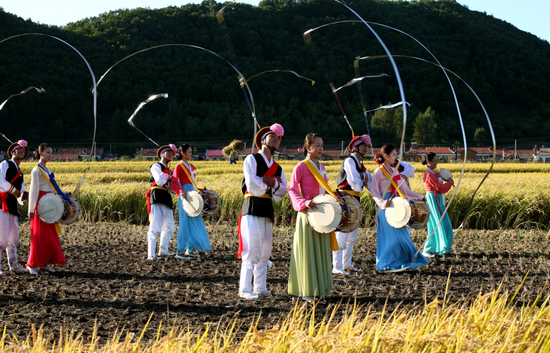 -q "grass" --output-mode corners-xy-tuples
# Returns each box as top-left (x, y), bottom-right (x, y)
(16, 160), (550, 229)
